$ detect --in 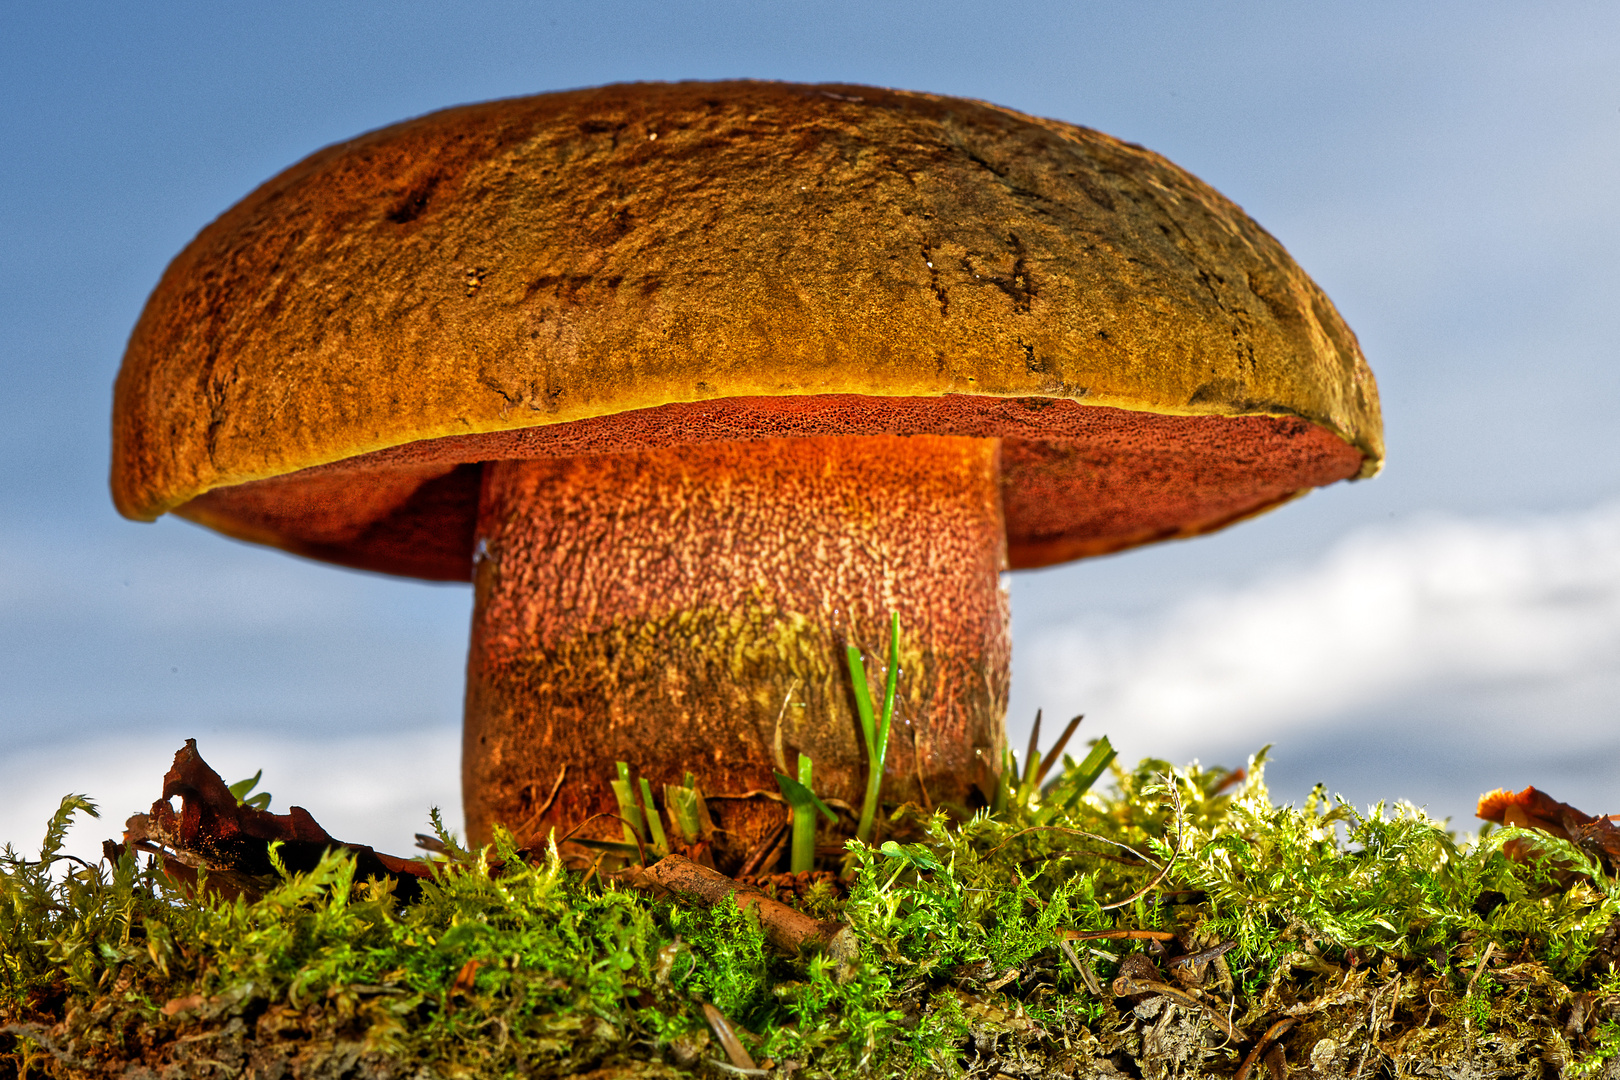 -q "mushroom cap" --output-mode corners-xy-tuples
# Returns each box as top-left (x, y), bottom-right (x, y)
(112, 80), (1382, 580)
